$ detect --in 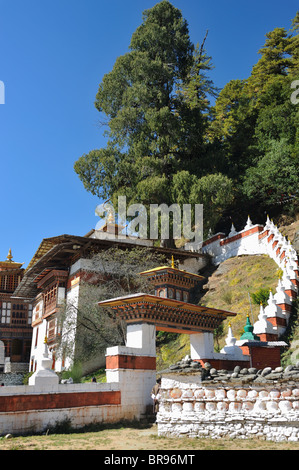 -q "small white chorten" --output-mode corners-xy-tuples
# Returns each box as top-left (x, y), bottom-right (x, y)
(29, 337), (59, 388)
